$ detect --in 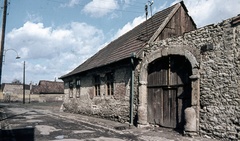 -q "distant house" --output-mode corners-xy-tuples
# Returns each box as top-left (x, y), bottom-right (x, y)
(2, 83), (30, 95)
(1, 83), (31, 102)
(31, 80), (64, 94)
(60, 1), (197, 133)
